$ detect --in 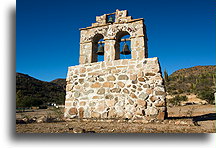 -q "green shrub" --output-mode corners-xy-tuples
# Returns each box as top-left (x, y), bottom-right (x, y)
(198, 91), (215, 104)
(168, 95), (188, 106)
